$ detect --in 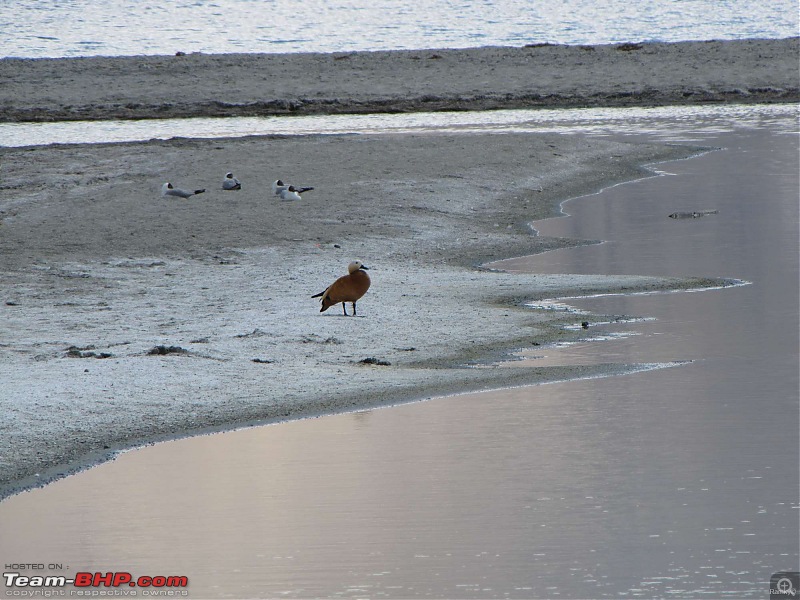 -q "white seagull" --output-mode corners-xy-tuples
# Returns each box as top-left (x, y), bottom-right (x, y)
(272, 179), (314, 196)
(279, 185), (303, 201)
(161, 182), (206, 198)
(222, 172), (241, 190)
